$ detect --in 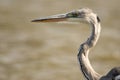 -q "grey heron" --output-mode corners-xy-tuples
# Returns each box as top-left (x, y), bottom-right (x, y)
(32, 8), (120, 80)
